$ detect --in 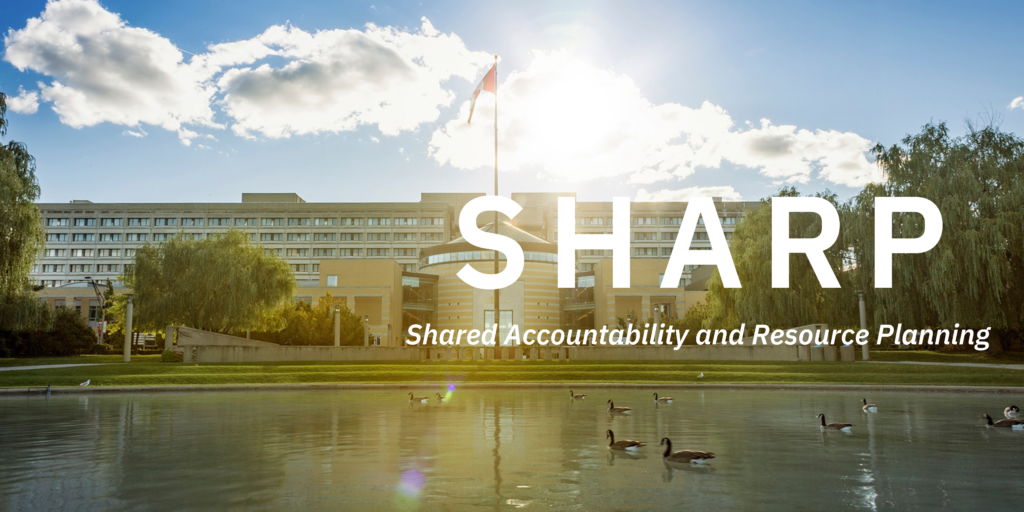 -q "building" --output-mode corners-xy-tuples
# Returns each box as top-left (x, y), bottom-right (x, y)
(32, 192), (759, 344)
